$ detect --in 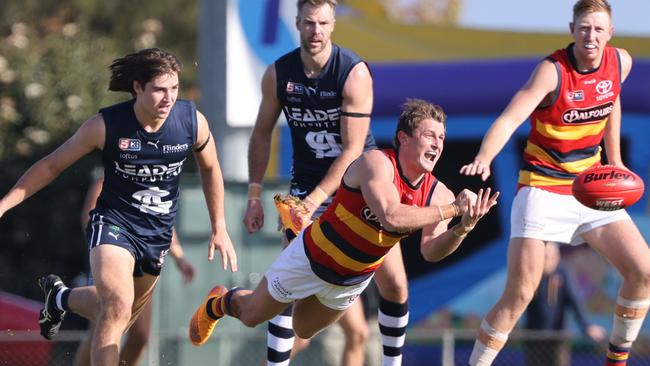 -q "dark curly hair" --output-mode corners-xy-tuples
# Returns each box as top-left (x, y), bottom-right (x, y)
(108, 48), (182, 96)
